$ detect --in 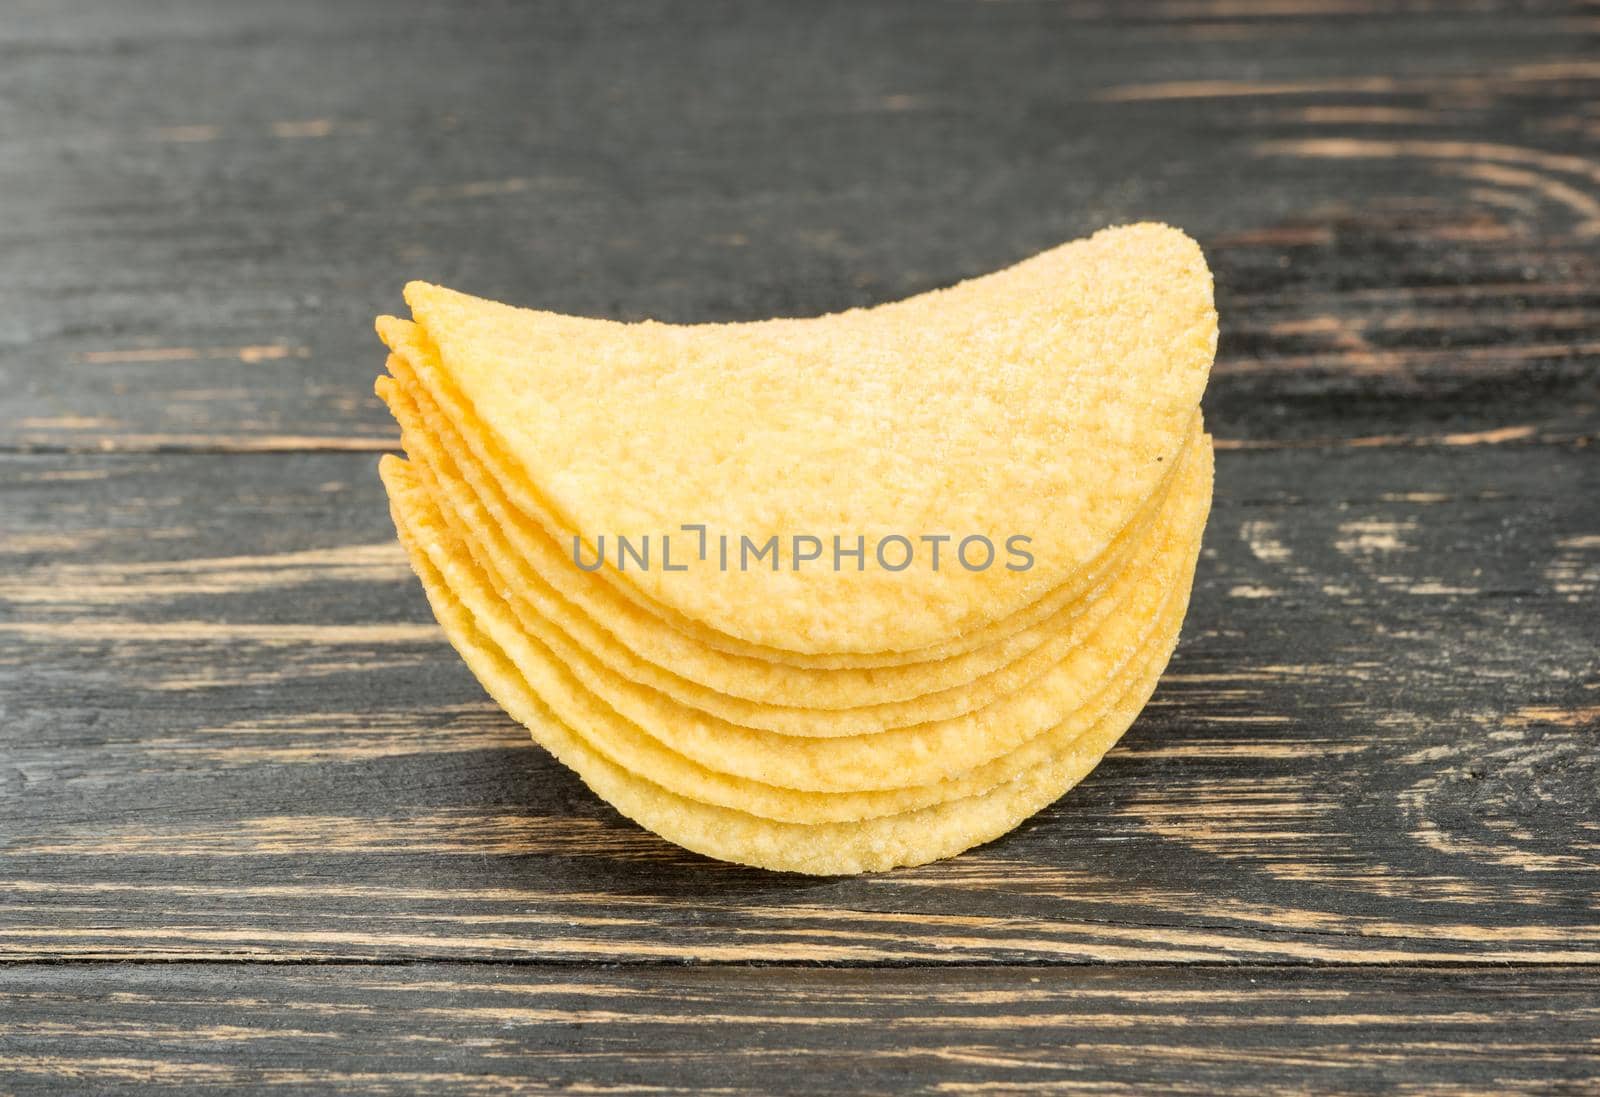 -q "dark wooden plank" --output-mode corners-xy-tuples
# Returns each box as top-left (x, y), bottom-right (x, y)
(3, 0), (1599, 452)
(5, 1), (1600, 1088)
(3, 445), (1595, 963)
(3, 963), (1599, 1095)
